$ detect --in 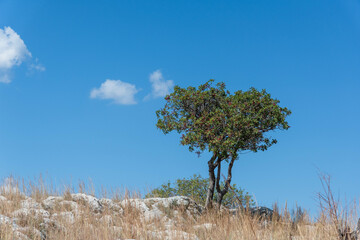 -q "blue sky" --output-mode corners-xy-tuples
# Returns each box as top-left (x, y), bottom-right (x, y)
(0, 0), (360, 213)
